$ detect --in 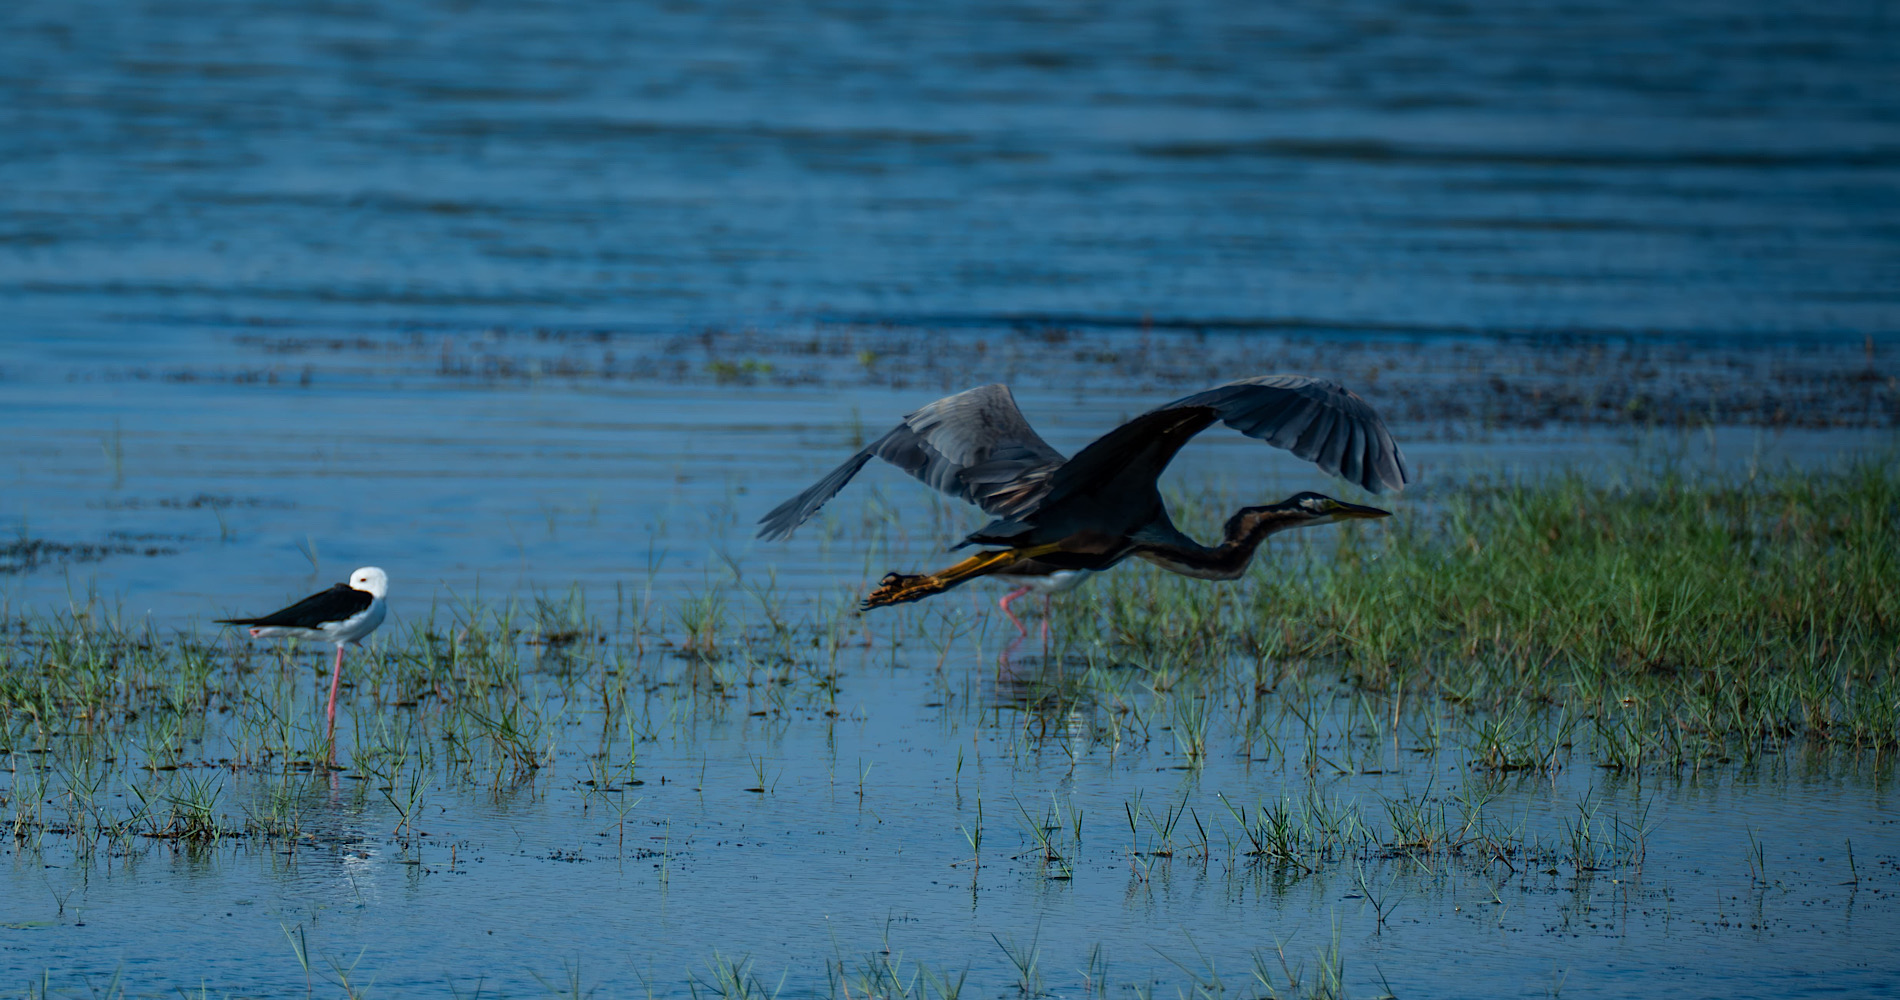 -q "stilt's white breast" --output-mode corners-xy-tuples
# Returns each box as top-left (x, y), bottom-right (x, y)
(327, 598), (386, 646)
(994, 569), (1095, 595)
